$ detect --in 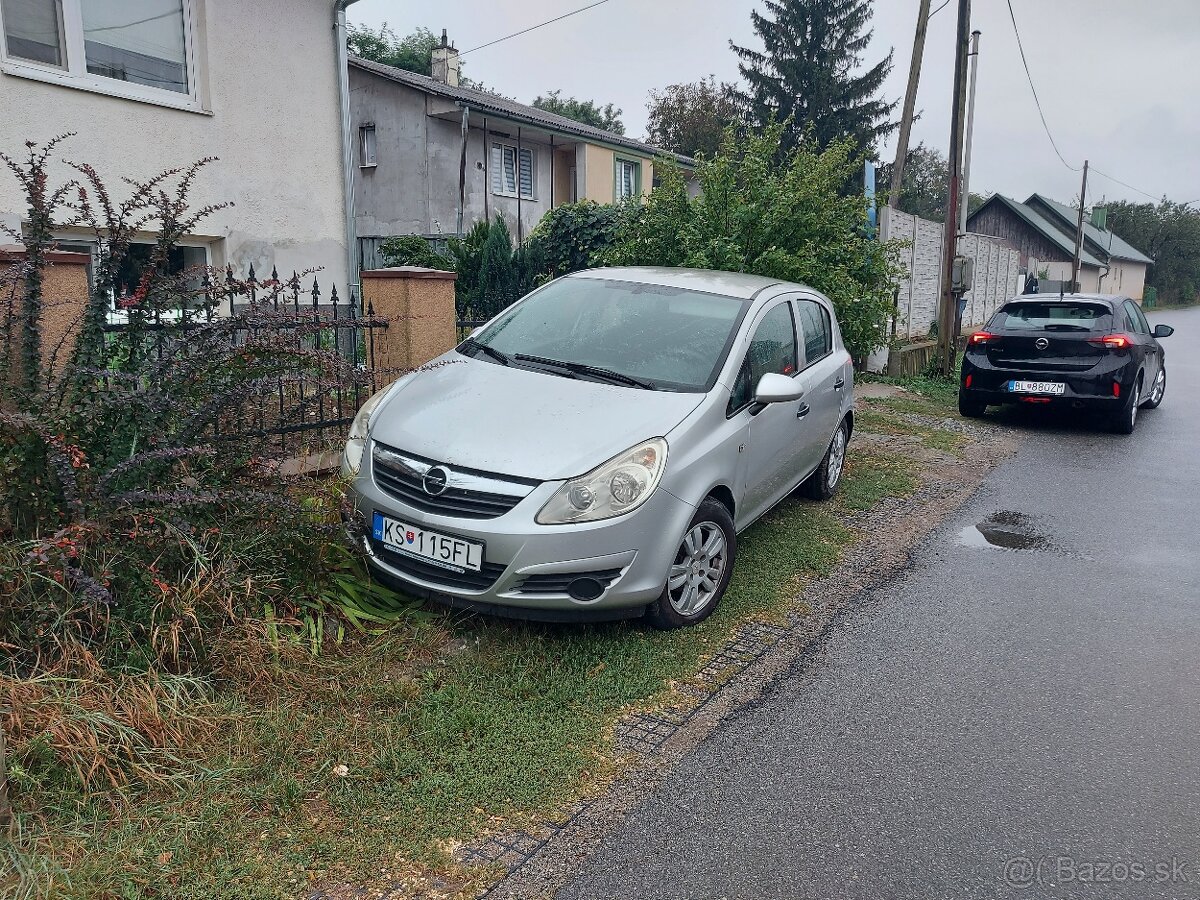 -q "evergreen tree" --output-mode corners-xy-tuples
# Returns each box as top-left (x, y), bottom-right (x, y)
(731, 0), (897, 157)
